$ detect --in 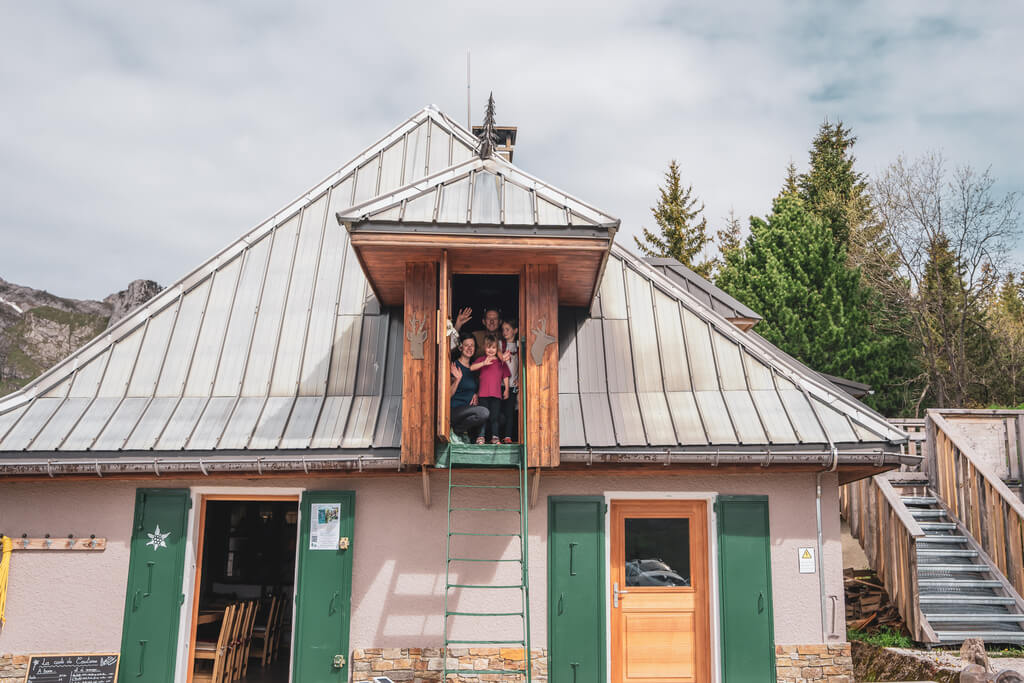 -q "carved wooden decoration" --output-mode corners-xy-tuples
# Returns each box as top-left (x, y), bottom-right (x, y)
(406, 314), (427, 360)
(530, 317), (556, 366)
